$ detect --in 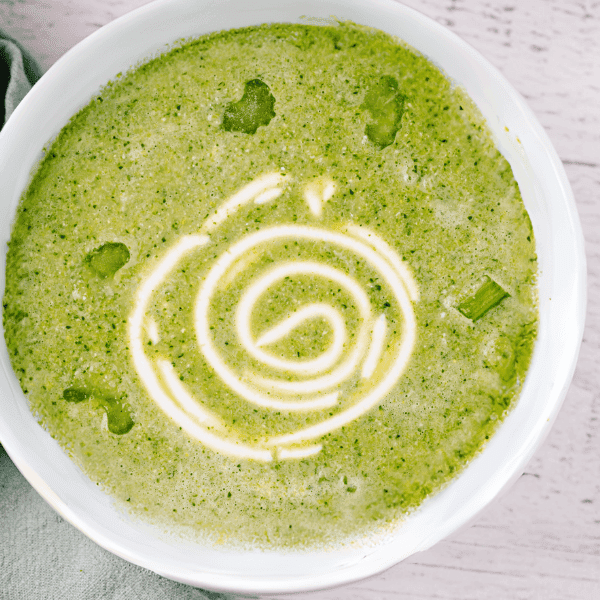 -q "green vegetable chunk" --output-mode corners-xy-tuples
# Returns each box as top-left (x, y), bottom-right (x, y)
(362, 76), (405, 149)
(86, 242), (130, 278)
(63, 387), (90, 403)
(222, 79), (276, 134)
(486, 321), (537, 385)
(101, 397), (135, 435)
(514, 321), (537, 371)
(458, 276), (509, 321)
(62, 387), (134, 434)
(484, 335), (515, 382)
